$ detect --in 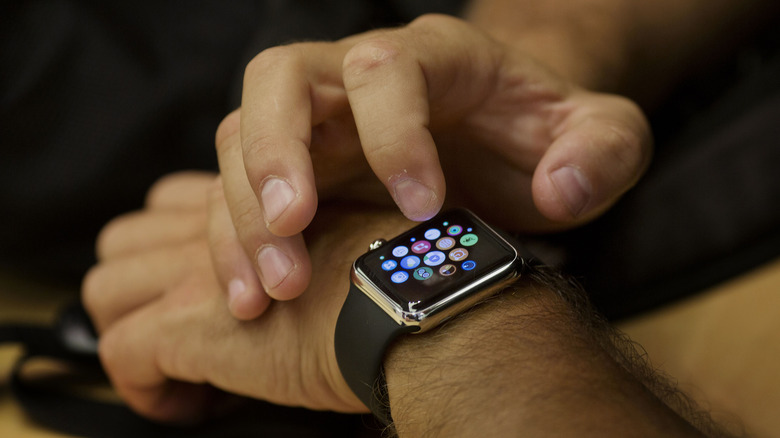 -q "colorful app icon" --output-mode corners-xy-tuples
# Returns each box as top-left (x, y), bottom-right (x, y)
(423, 251), (446, 266)
(400, 255), (421, 269)
(436, 236), (456, 250)
(447, 225), (463, 236)
(410, 240), (432, 254)
(413, 266), (433, 281)
(448, 248), (469, 261)
(461, 260), (476, 271)
(391, 271), (409, 283)
(459, 233), (478, 247)
(439, 264), (456, 276)
(381, 260), (398, 271)
(424, 228), (441, 240)
(392, 245), (408, 257)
